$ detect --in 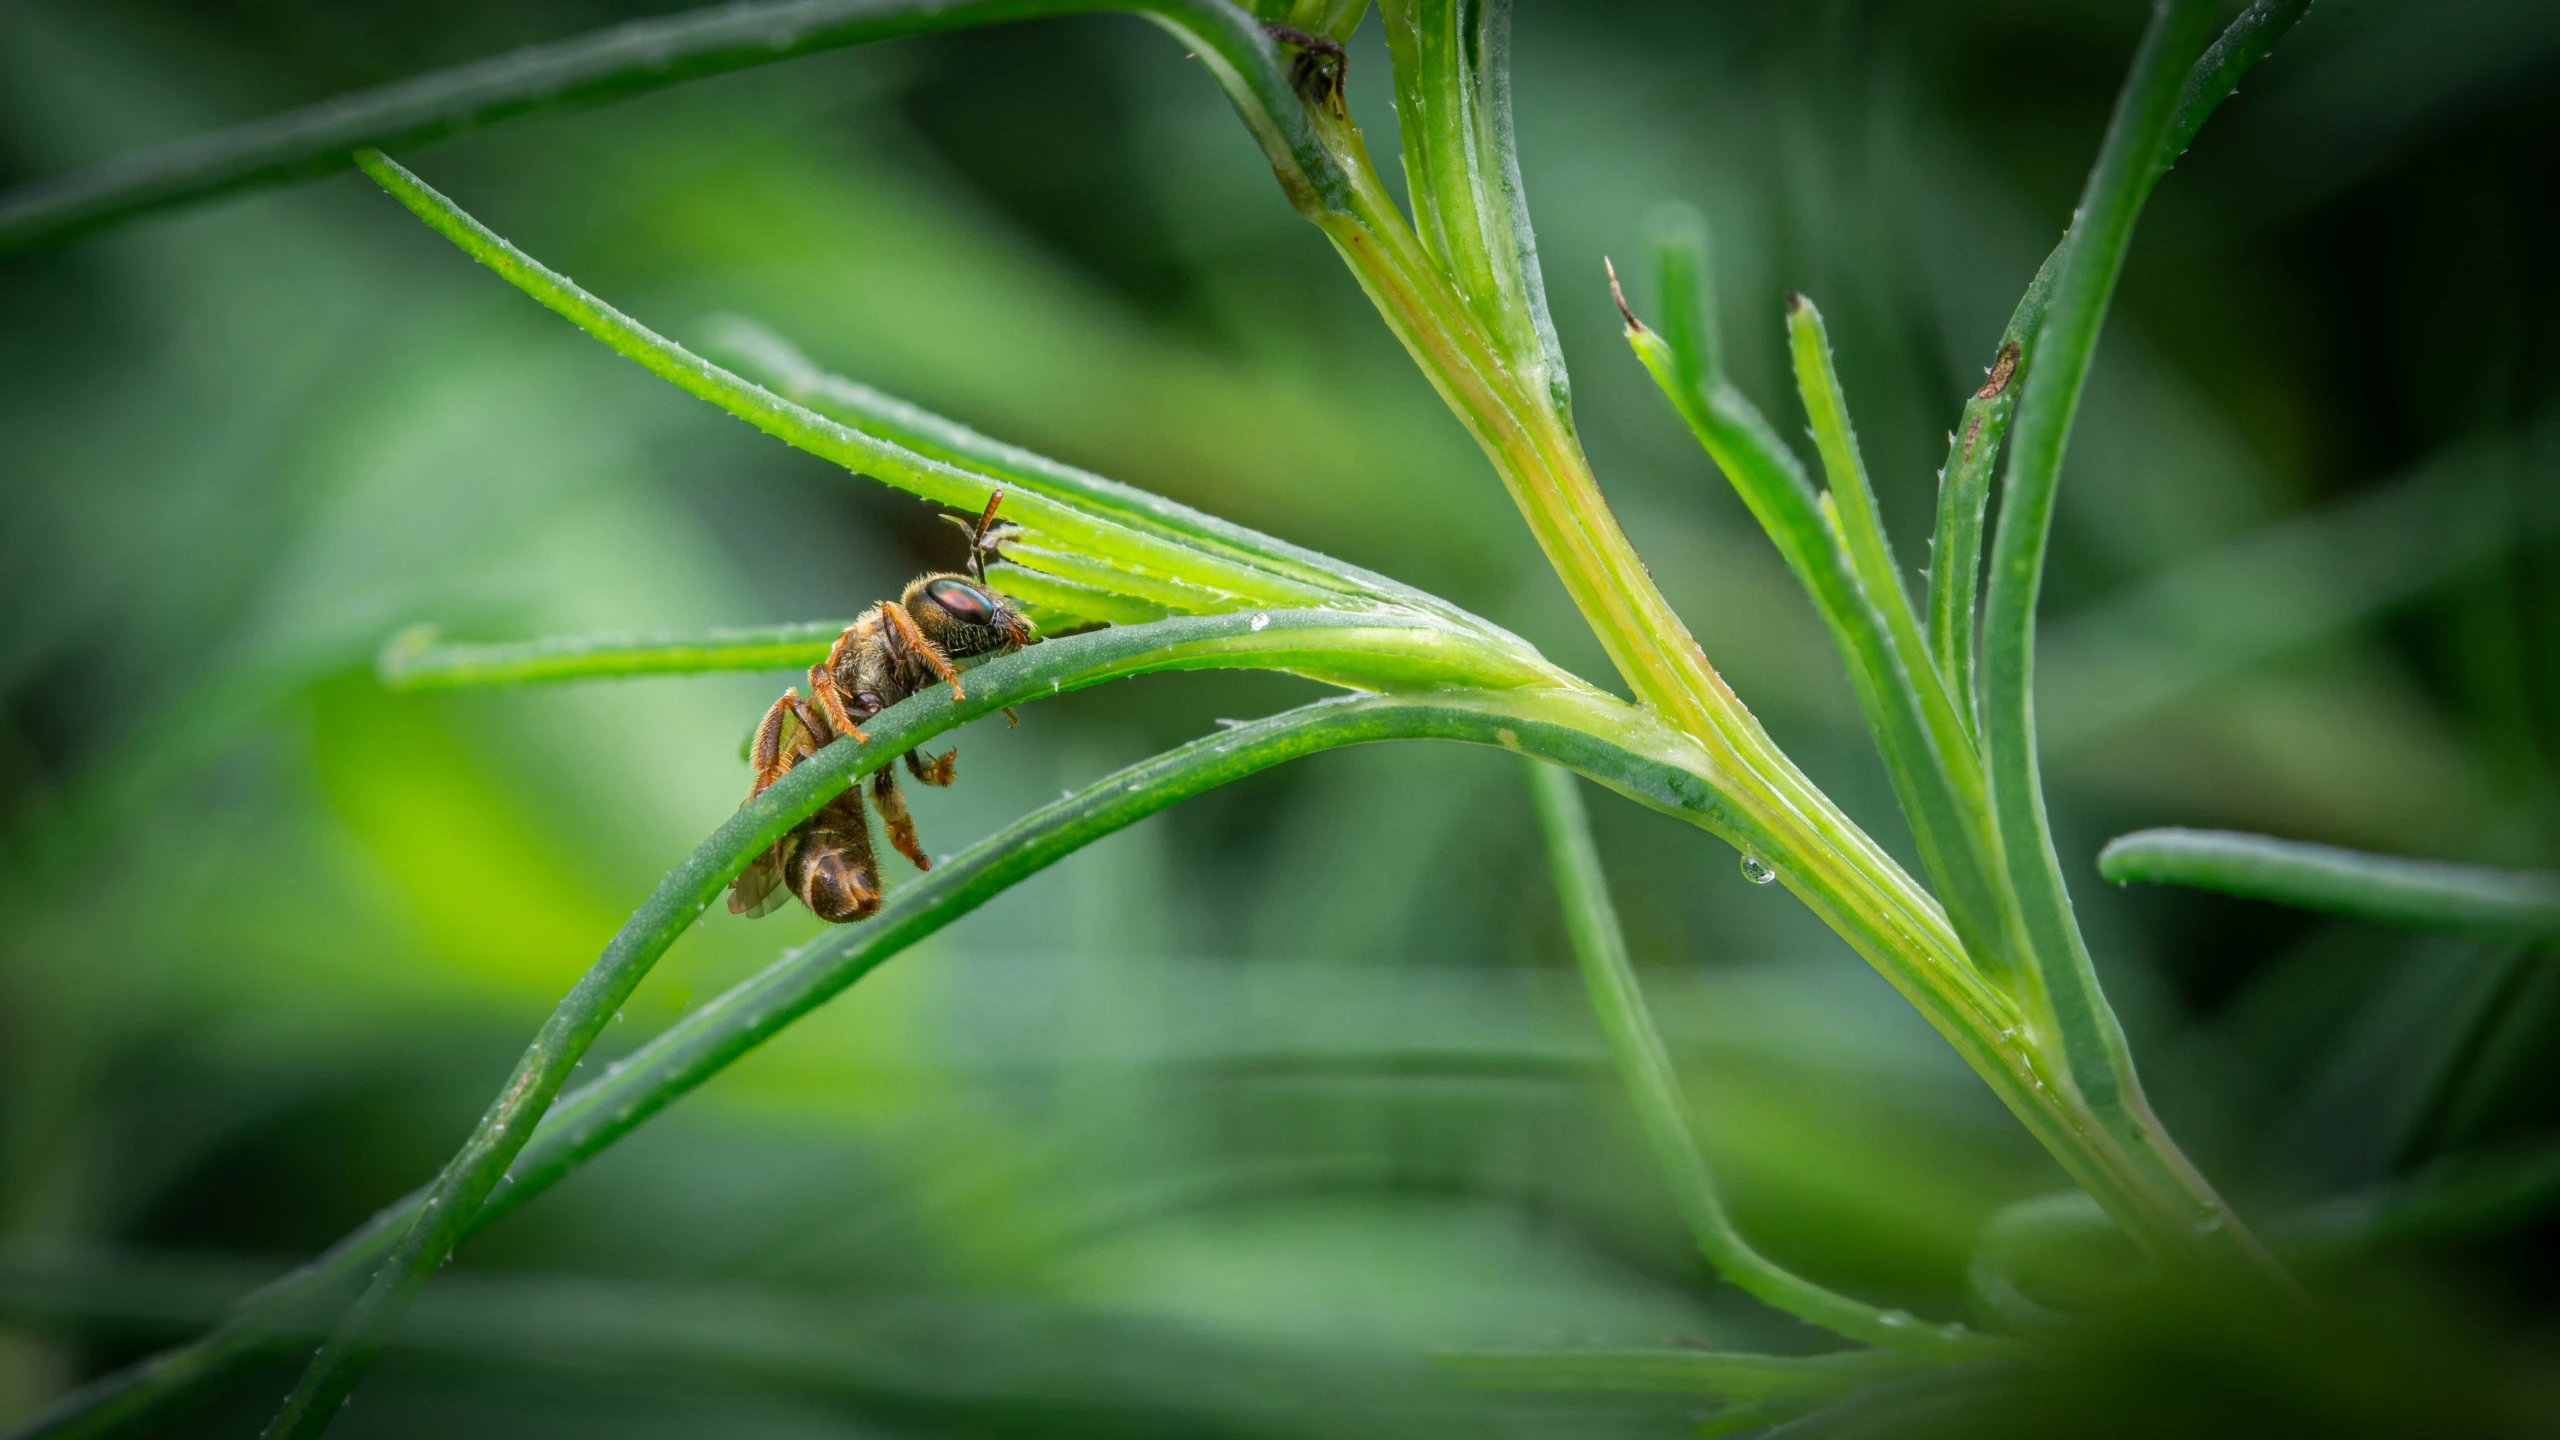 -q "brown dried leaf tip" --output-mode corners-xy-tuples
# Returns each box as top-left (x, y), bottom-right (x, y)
(1604, 257), (1643, 332)
(1974, 340), (2022, 401)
